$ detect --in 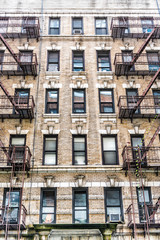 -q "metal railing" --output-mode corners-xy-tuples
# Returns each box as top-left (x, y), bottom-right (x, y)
(122, 146), (160, 169)
(111, 17), (160, 39)
(0, 53), (38, 77)
(118, 95), (160, 119)
(0, 17), (40, 40)
(114, 53), (160, 76)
